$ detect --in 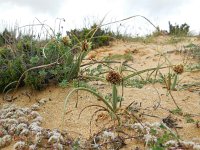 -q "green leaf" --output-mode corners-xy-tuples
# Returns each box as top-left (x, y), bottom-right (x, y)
(30, 56), (39, 64)
(59, 79), (69, 88)
(112, 84), (118, 112)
